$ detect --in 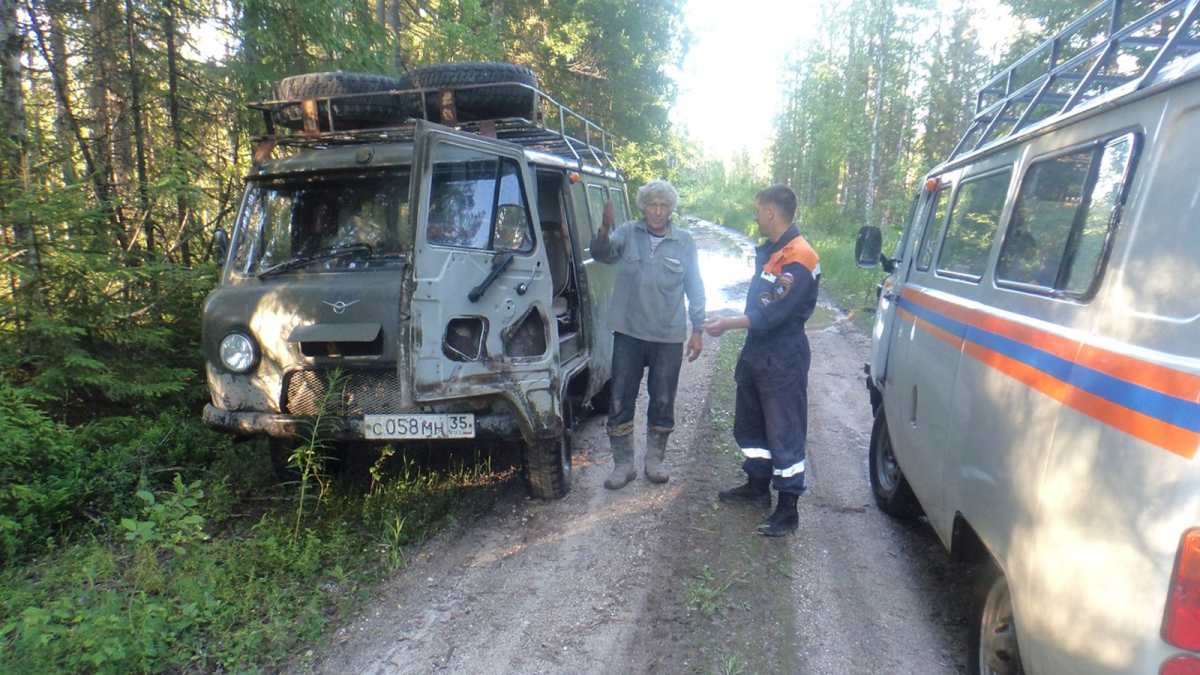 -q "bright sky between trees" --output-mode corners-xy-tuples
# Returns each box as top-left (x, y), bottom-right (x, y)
(670, 0), (1018, 163)
(669, 0), (812, 162)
